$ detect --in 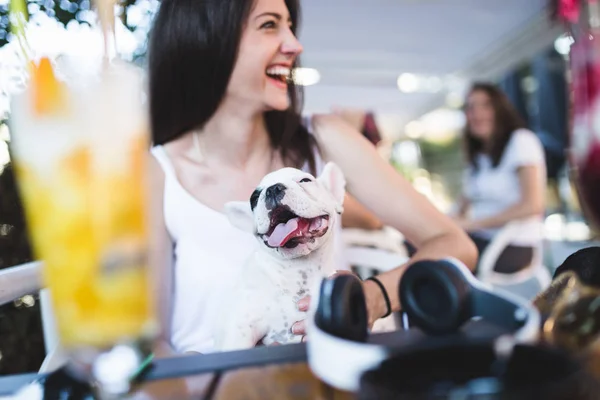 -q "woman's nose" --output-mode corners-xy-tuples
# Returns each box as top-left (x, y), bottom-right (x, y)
(281, 32), (303, 56)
